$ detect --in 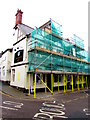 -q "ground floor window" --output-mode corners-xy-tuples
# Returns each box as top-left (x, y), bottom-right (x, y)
(12, 69), (15, 82)
(2, 66), (5, 76)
